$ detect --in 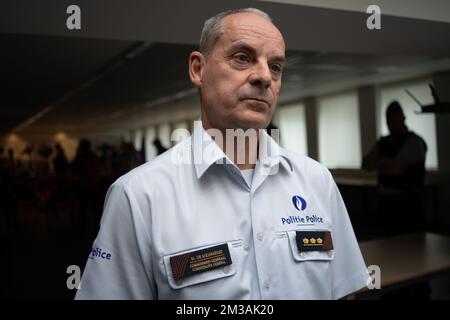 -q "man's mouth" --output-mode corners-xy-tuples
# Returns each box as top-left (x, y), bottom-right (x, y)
(241, 97), (270, 106)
